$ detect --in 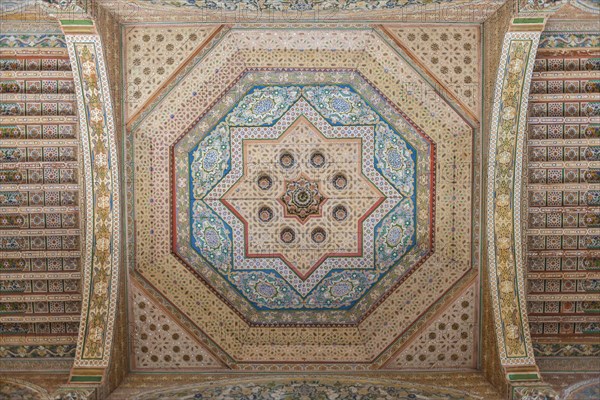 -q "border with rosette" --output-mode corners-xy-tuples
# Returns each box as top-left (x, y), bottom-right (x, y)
(63, 23), (121, 383)
(486, 27), (540, 368)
